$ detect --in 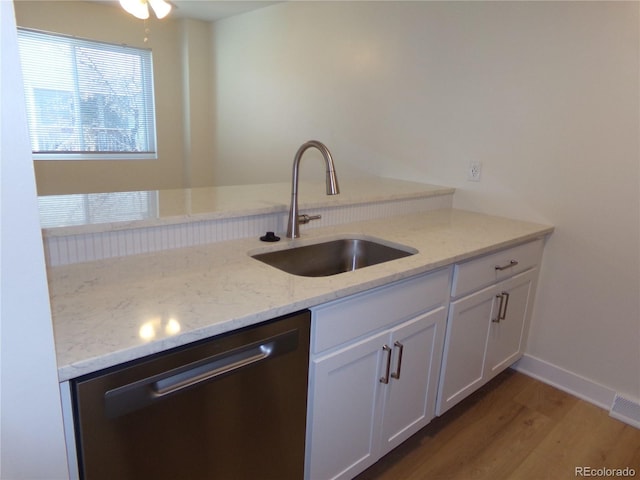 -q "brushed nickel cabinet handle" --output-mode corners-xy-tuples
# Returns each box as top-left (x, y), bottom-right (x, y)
(499, 291), (510, 320)
(492, 294), (505, 323)
(390, 341), (404, 380)
(380, 344), (392, 384)
(492, 291), (511, 323)
(495, 260), (518, 271)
